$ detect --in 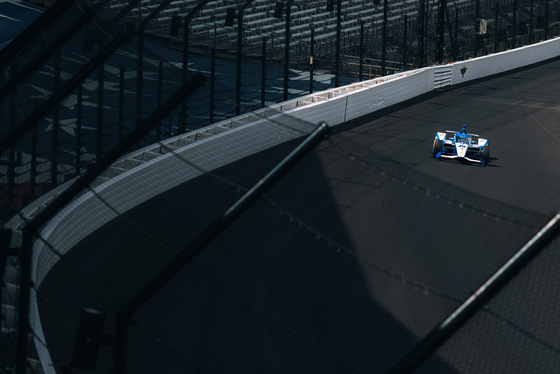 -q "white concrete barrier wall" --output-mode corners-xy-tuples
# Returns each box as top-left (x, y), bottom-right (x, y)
(17, 37), (559, 374)
(451, 37), (560, 85)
